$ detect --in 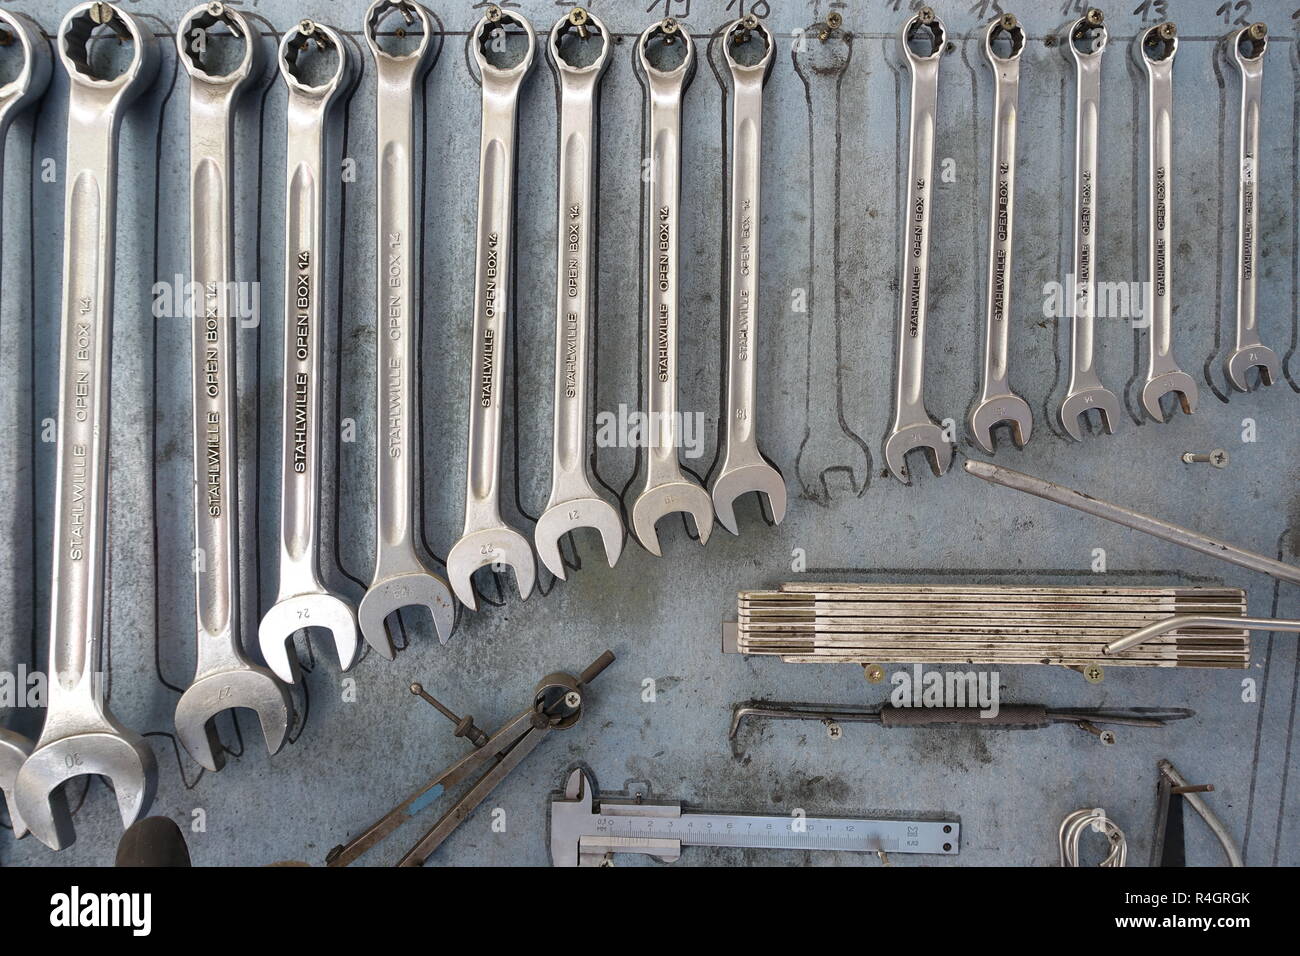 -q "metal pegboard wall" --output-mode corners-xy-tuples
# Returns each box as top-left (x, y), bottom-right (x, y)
(0, 0), (1297, 866)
